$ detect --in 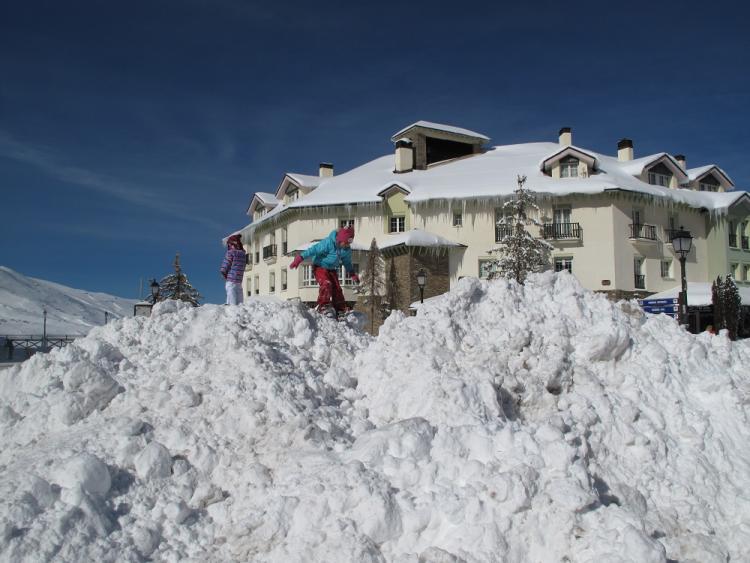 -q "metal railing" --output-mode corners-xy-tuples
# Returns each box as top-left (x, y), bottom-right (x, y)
(729, 234), (738, 247)
(495, 224), (515, 242)
(629, 223), (657, 241)
(282, 241), (288, 255)
(634, 274), (646, 289)
(542, 222), (581, 239)
(262, 245), (277, 260)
